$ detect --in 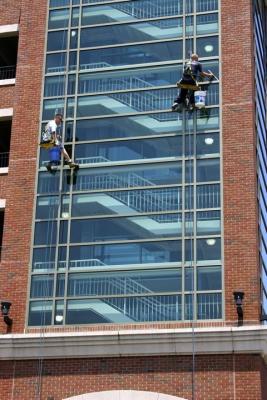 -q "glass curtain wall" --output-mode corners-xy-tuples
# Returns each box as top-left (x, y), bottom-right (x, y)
(28, 0), (222, 326)
(254, 0), (267, 317)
